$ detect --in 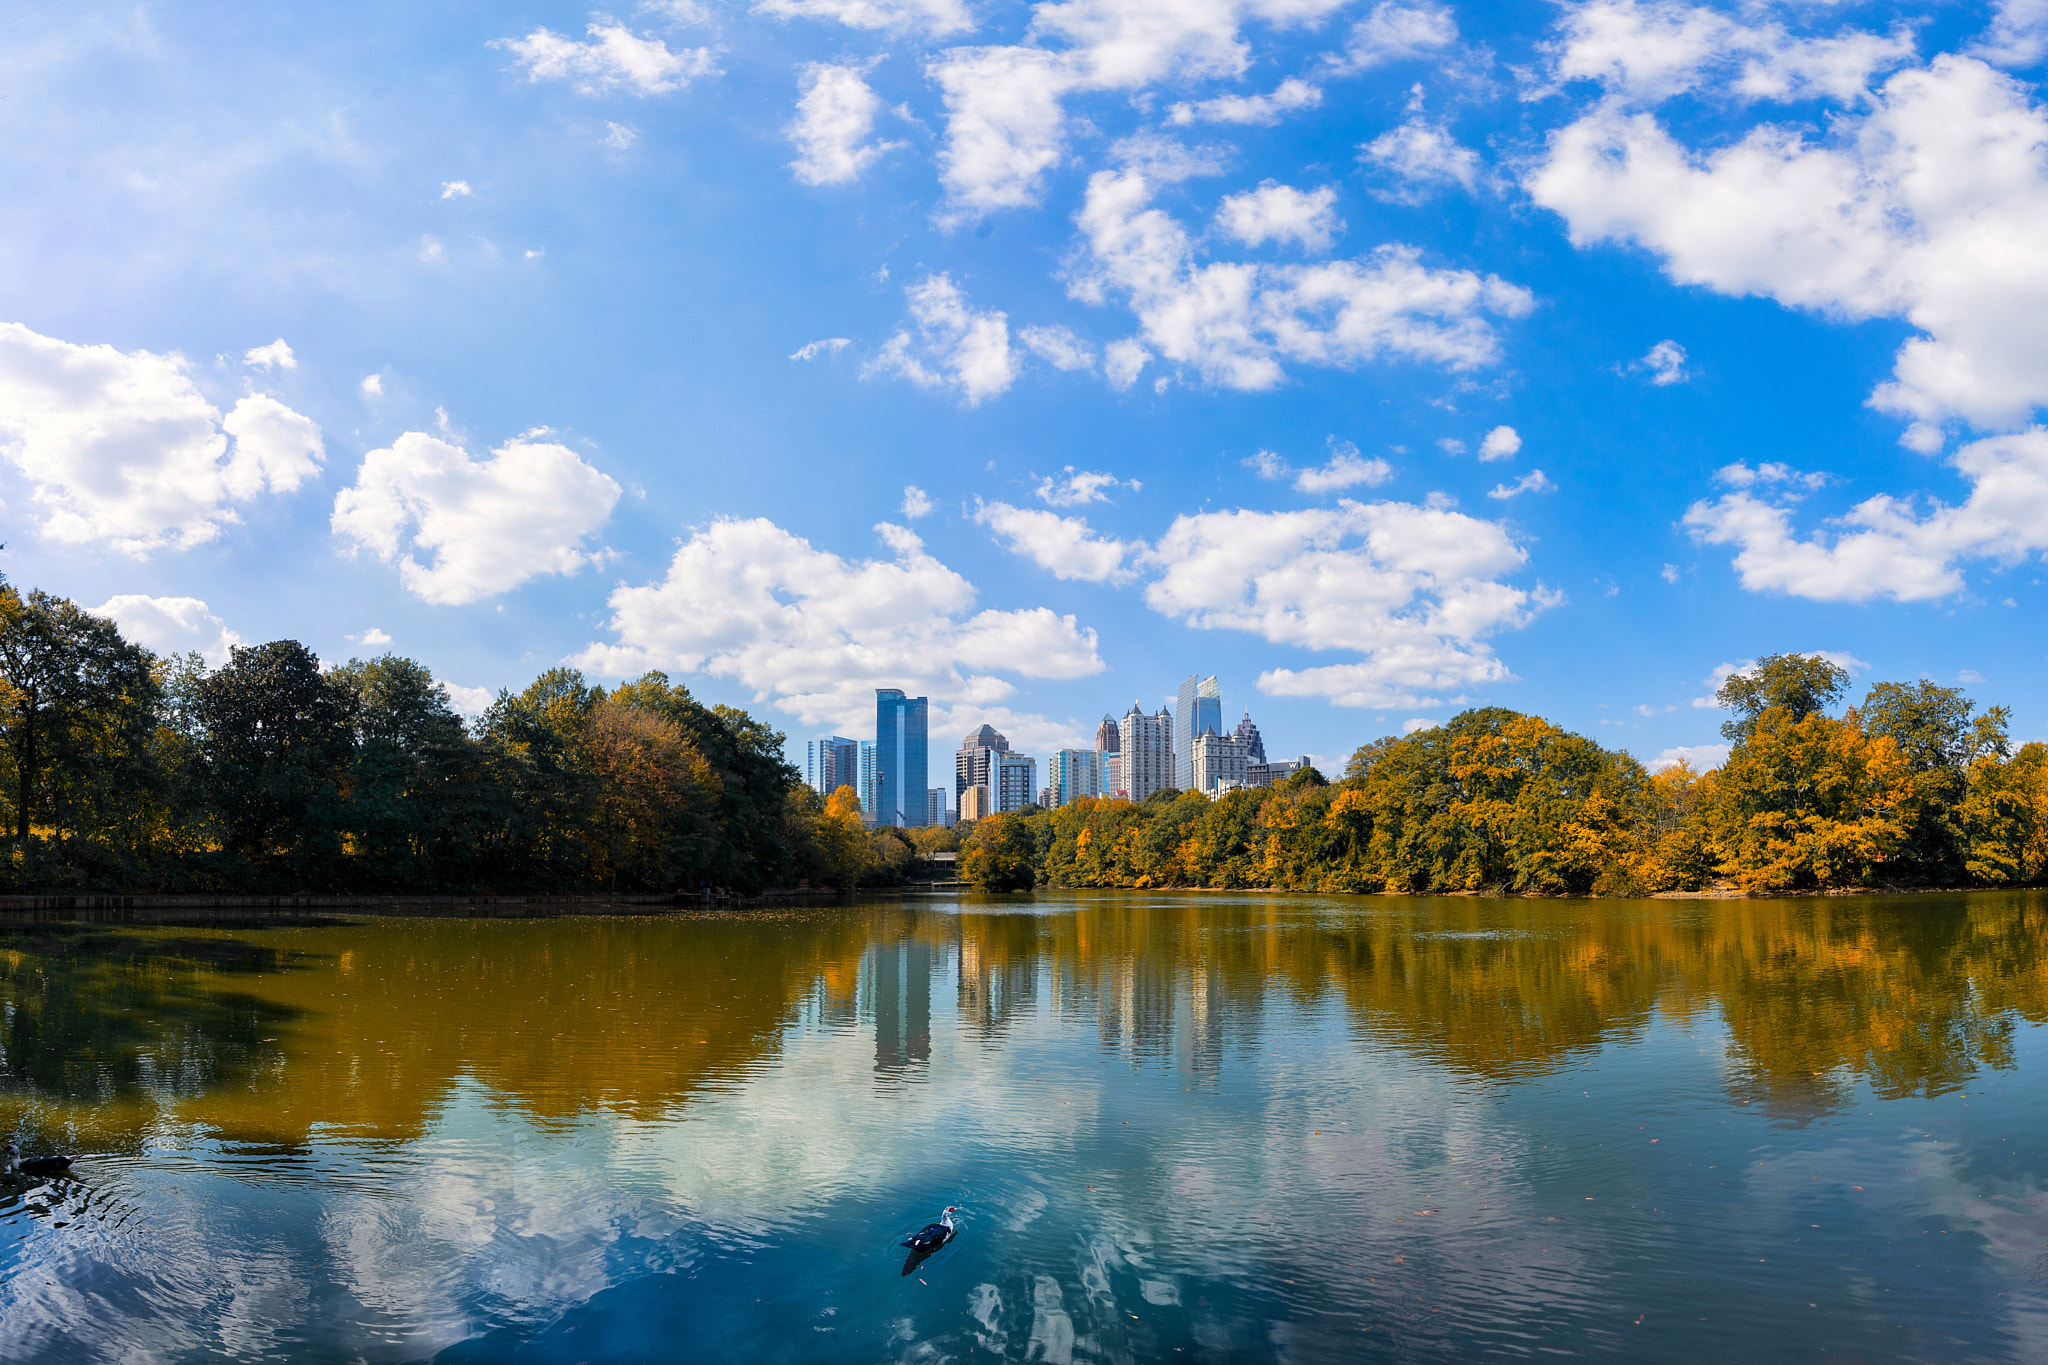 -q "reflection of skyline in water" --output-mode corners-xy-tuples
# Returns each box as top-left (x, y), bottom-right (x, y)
(0, 893), (2044, 1362)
